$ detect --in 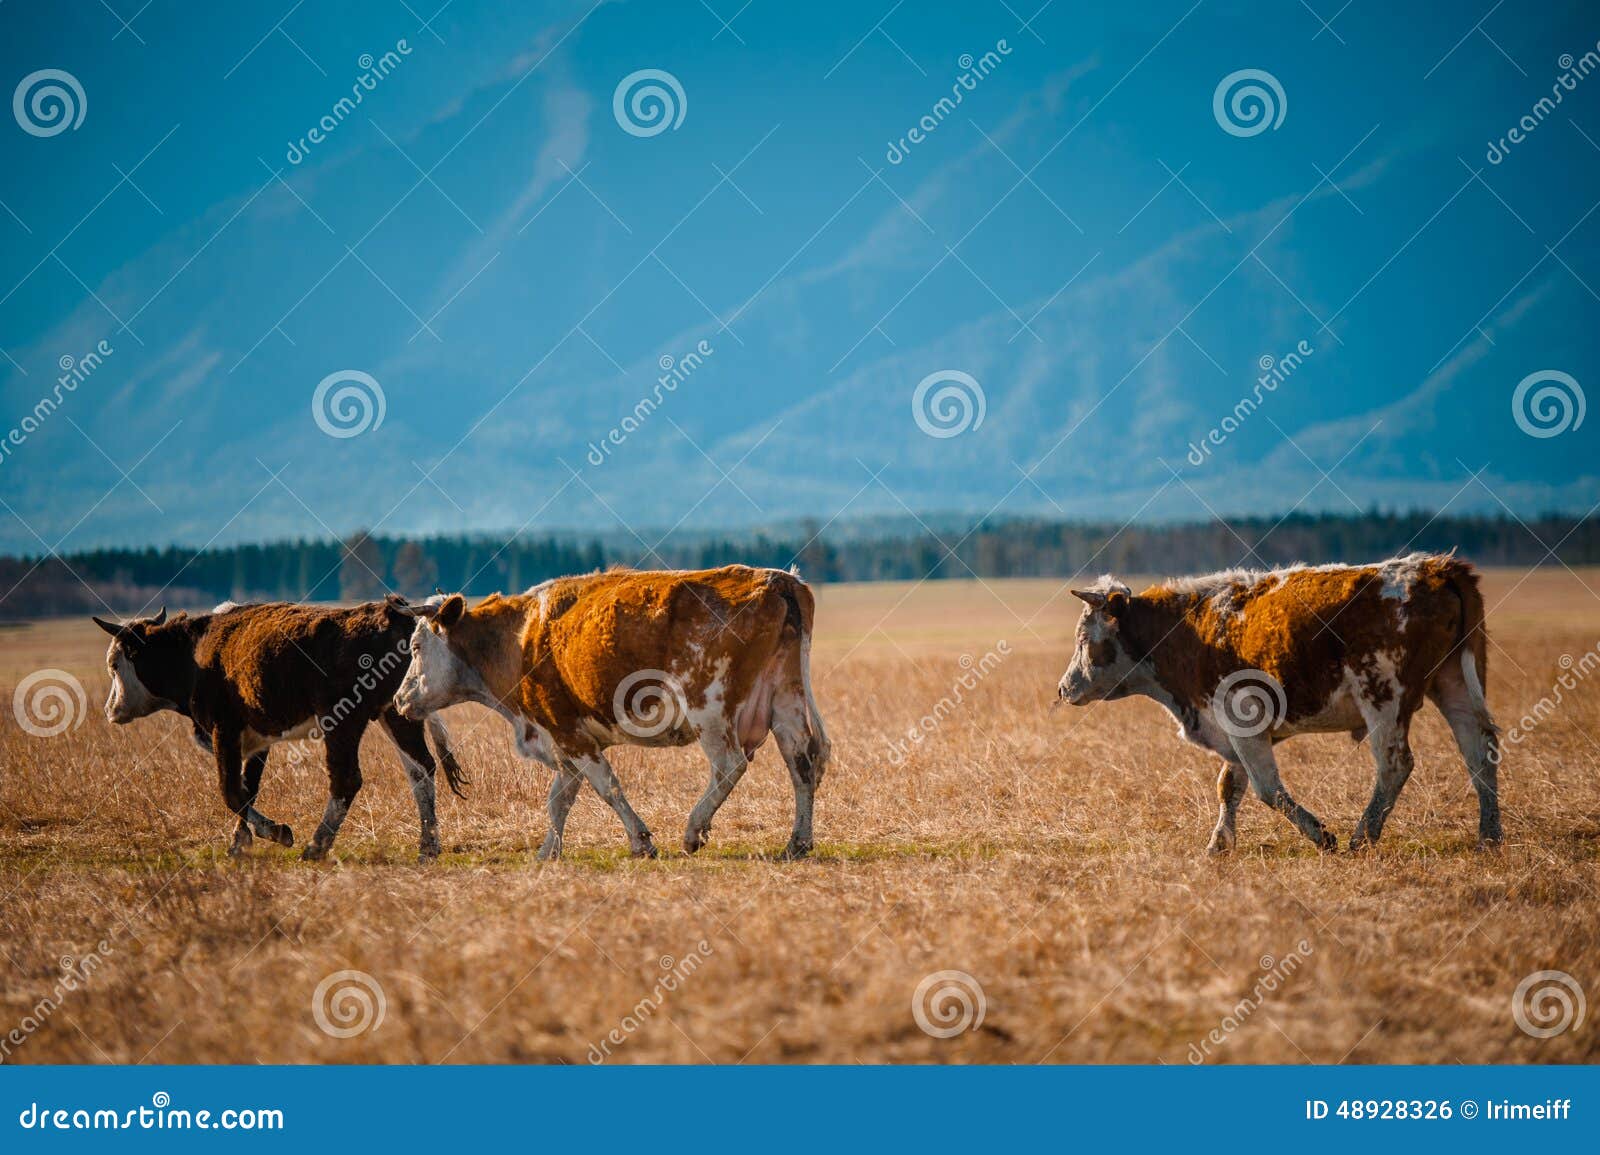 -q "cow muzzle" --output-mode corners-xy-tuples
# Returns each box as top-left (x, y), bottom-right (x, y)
(393, 680), (426, 720)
